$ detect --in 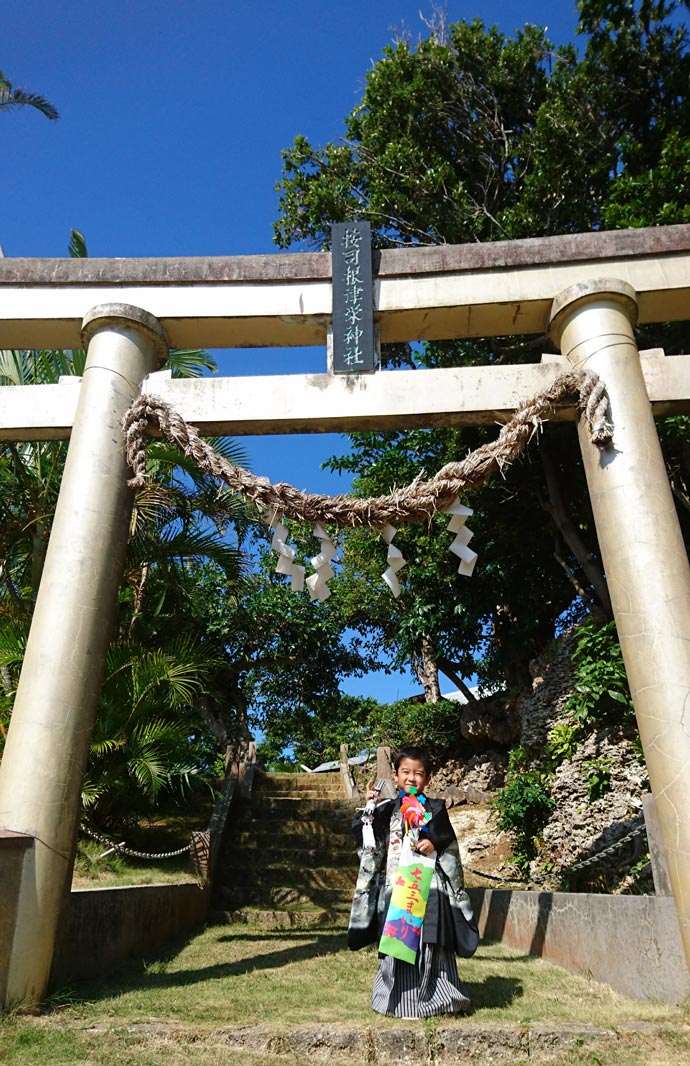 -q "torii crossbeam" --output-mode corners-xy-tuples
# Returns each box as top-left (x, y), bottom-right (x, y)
(1, 224), (690, 1007)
